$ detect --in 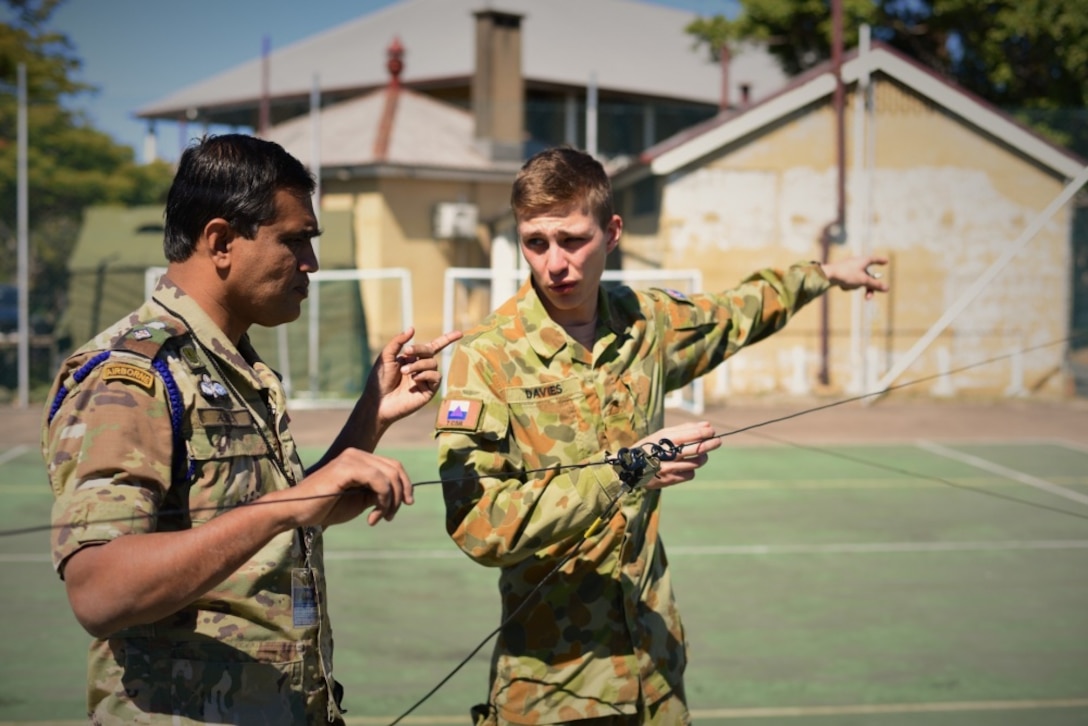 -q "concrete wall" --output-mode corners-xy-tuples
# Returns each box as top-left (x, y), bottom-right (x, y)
(624, 76), (1072, 402)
